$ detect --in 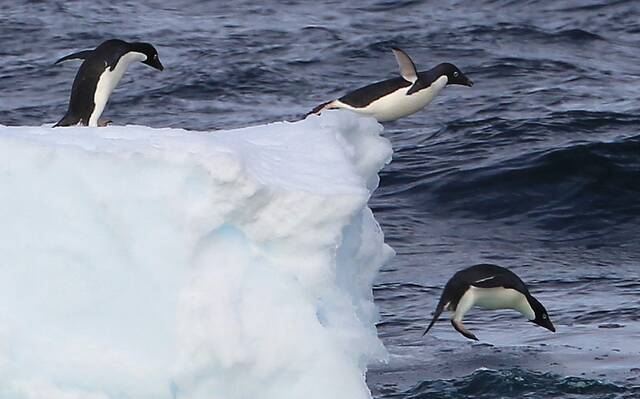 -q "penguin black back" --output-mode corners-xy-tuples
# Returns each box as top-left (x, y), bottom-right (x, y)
(338, 77), (412, 108)
(447, 264), (530, 306)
